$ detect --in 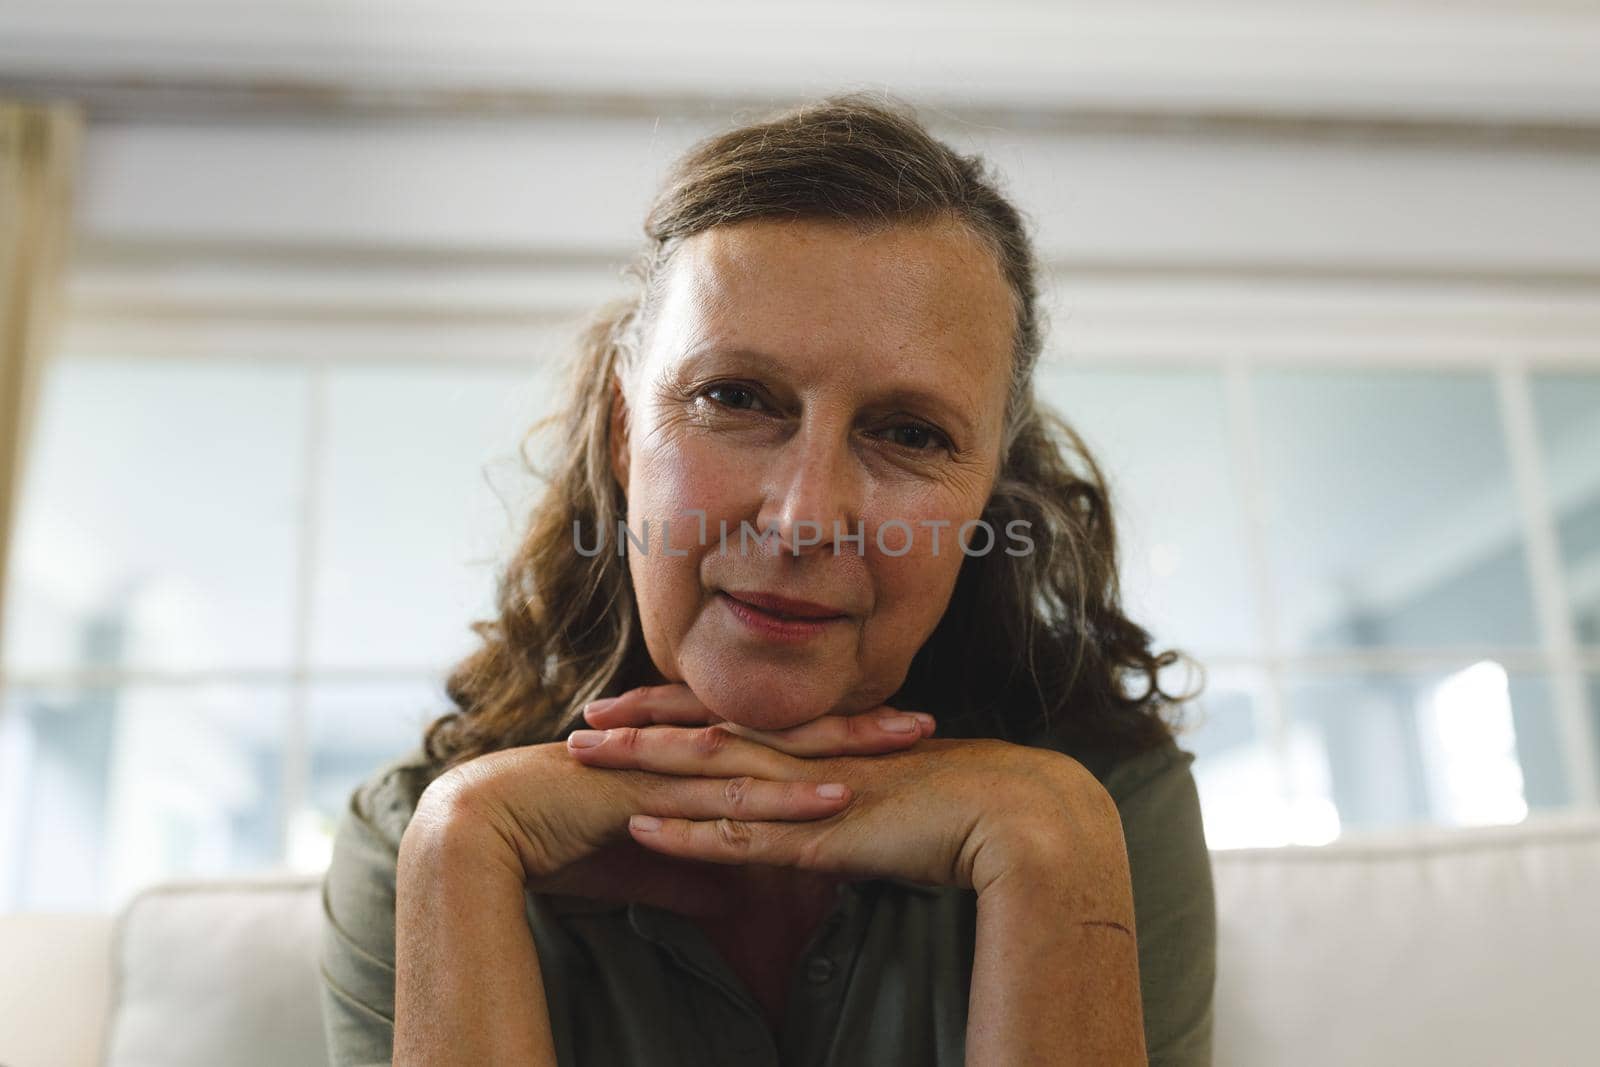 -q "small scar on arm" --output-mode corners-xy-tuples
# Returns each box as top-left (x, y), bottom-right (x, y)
(1079, 920), (1133, 936)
